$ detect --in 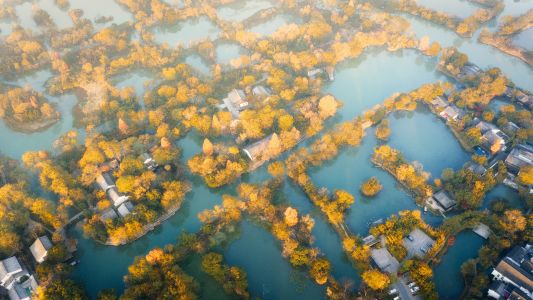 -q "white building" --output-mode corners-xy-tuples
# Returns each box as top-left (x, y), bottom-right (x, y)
(0, 257), (24, 289)
(29, 236), (53, 264)
(117, 201), (135, 218)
